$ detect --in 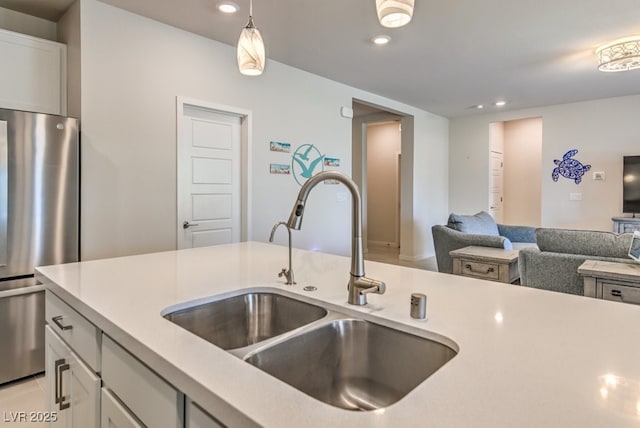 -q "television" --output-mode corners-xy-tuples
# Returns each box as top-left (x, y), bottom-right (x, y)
(623, 156), (640, 215)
